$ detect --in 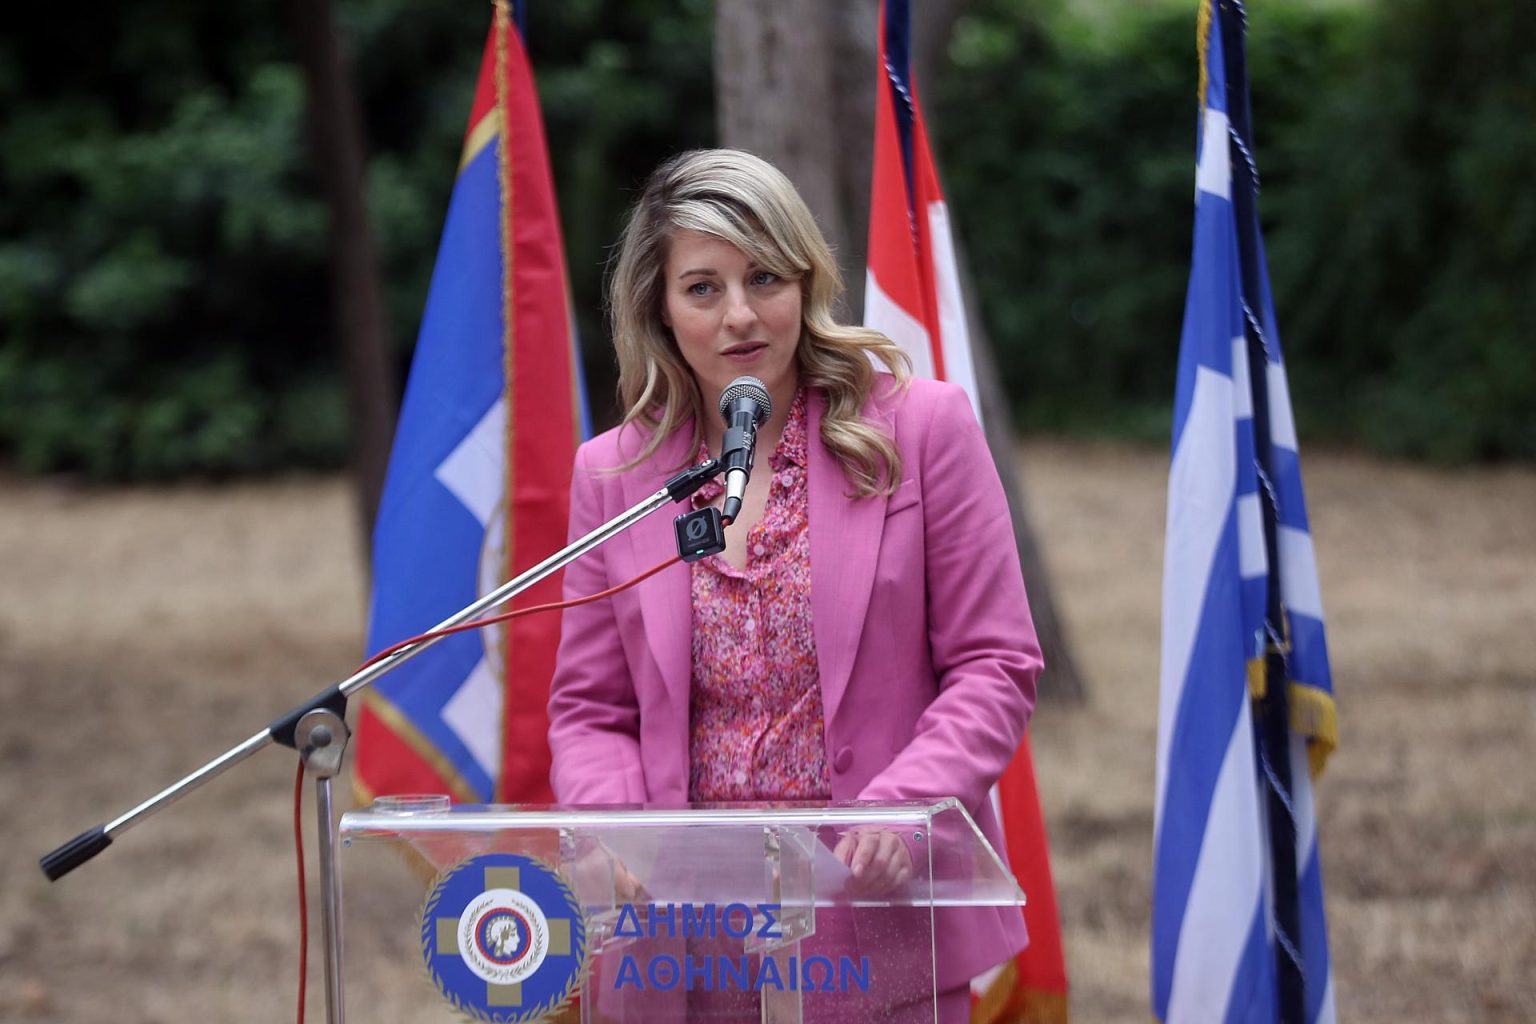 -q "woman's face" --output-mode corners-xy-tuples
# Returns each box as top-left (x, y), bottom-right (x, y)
(660, 230), (802, 416)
